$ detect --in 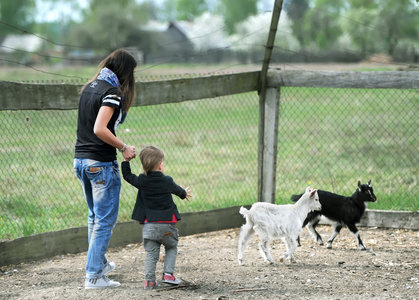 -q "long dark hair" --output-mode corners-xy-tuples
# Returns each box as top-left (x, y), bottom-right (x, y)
(83, 49), (137, 112)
